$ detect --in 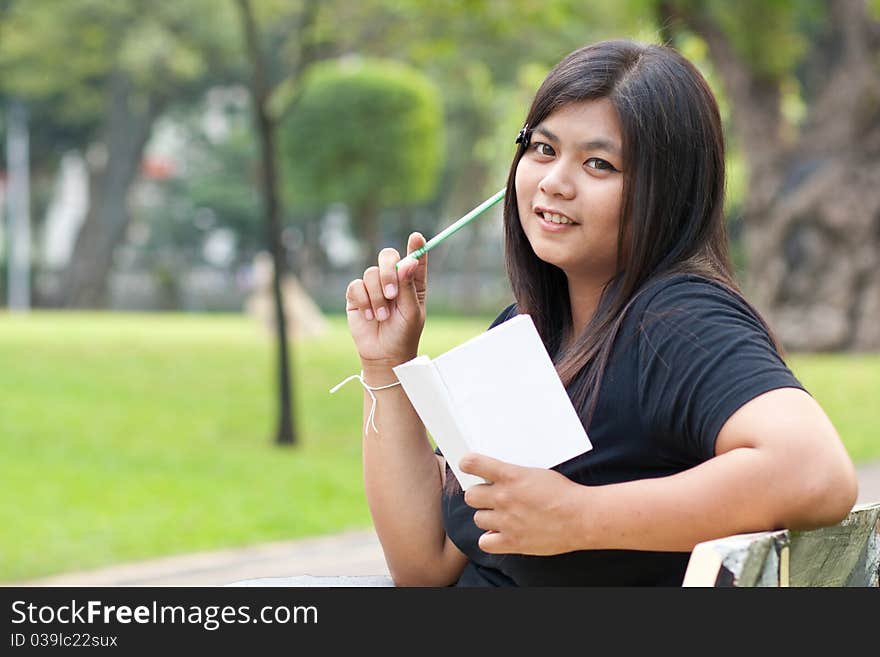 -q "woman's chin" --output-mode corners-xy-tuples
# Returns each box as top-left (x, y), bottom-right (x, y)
(530, 246), (572, 272)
